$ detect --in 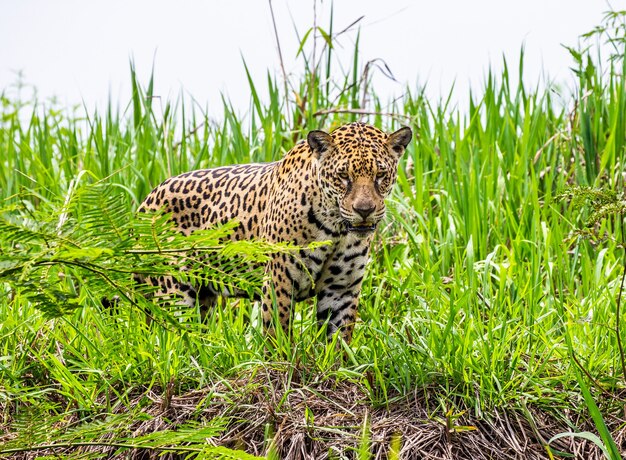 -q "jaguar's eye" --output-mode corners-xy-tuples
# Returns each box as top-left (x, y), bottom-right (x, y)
(338, 171), (349, 181)
(376, 170), (387, 180)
